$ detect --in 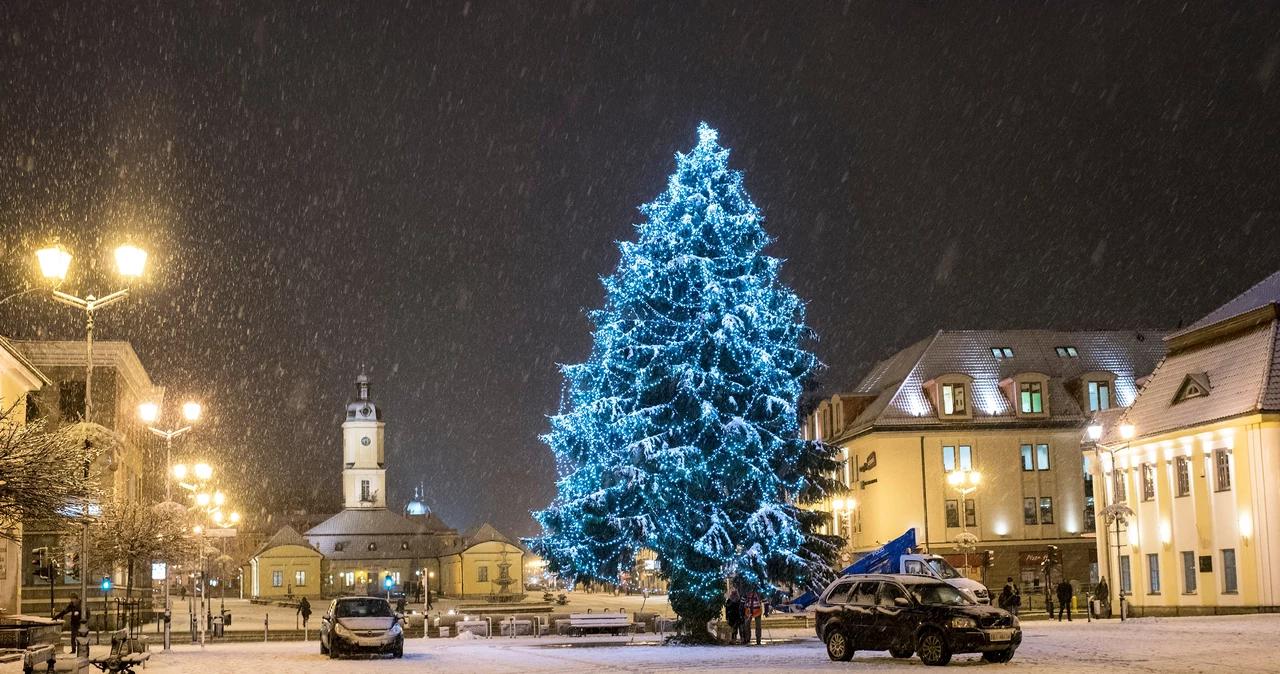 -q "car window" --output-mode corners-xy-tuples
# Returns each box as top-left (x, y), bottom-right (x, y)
(334, 598), (394, 618)
(926, 558), (963, 579)
(910, 583), (975, 606)
(825, 581), (856, 604)
(878, 582), (911, 607)
(851, 582), (880, 606)
(903, 560), (927, 575)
